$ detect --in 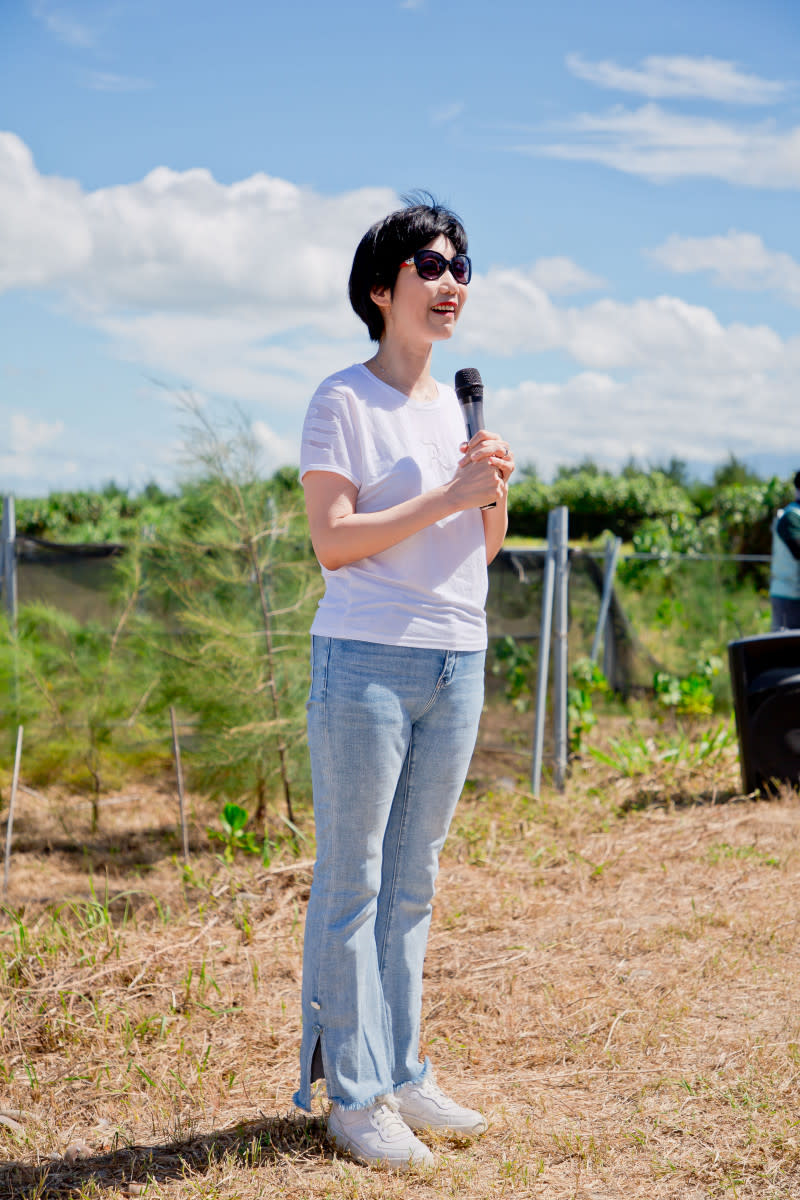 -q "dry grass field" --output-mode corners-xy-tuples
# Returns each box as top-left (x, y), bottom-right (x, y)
(2, 705), (800, 1199)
